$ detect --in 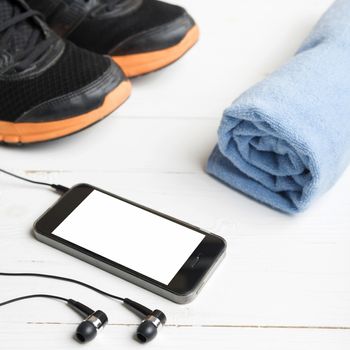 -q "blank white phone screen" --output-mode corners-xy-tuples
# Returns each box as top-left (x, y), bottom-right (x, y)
(52, 190), (205, 285)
